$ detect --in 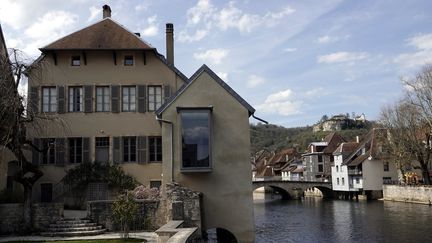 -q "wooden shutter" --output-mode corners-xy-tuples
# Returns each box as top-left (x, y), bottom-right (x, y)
(32, 138), (40, 165)
(82, 137), (90, 163)
(164, 85), (171, 102)
(84, 85), (93, 113)
(138, 85), (147, 113)
(29, 86), (39, 114)
(55, 138), (65, 166)
(57, 86), (65, 114)
(113, 137), (121, 164)
(137, 136), (148, 164)
(111, 85), (120, 113)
